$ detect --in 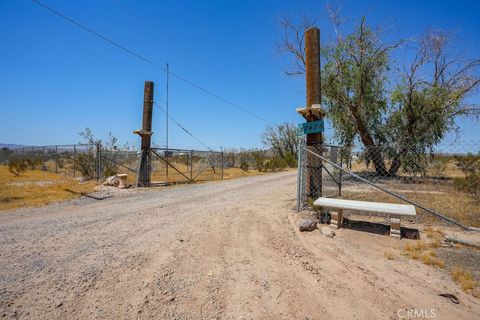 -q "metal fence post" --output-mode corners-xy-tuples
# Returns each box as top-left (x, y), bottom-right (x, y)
(42, 146), (46, 170)
(190, 150), (193, 181)
(55, 145), (58, 174)
(221, 152), (224, 179)
(296, 139), (306, 211)
(96, 143), (101, 181)
(339, 149), (342, 197)
(73, 145), (76, 178)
